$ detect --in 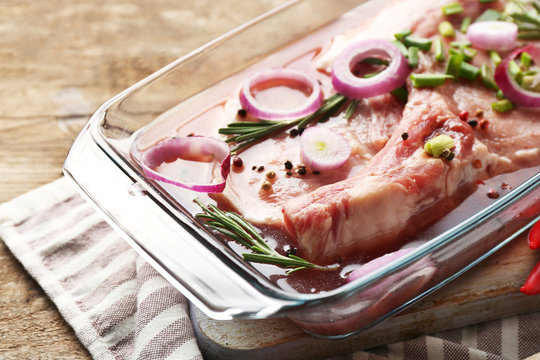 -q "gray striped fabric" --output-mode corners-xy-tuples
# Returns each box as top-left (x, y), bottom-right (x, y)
(1, 177), (540, 360)
(0, 178), (202, 360)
